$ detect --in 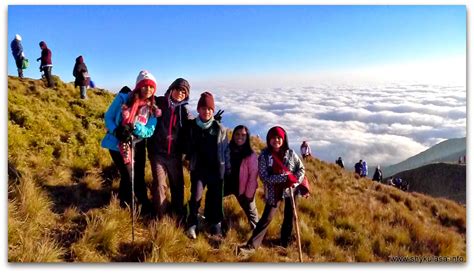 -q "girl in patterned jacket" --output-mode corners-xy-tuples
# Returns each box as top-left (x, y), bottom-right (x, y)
(240, 126), (305, 252)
